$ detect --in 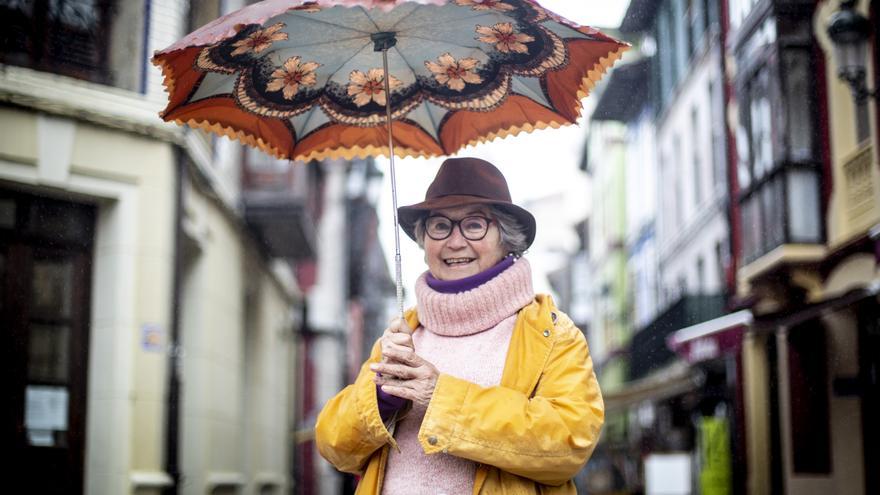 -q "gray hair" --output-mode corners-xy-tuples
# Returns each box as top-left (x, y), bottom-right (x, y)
(412, 205), (529, 256)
